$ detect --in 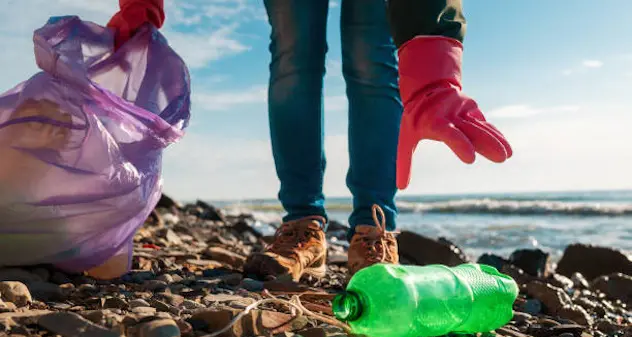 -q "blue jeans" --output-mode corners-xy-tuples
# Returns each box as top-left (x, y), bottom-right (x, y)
(264, 0), (402, 235)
